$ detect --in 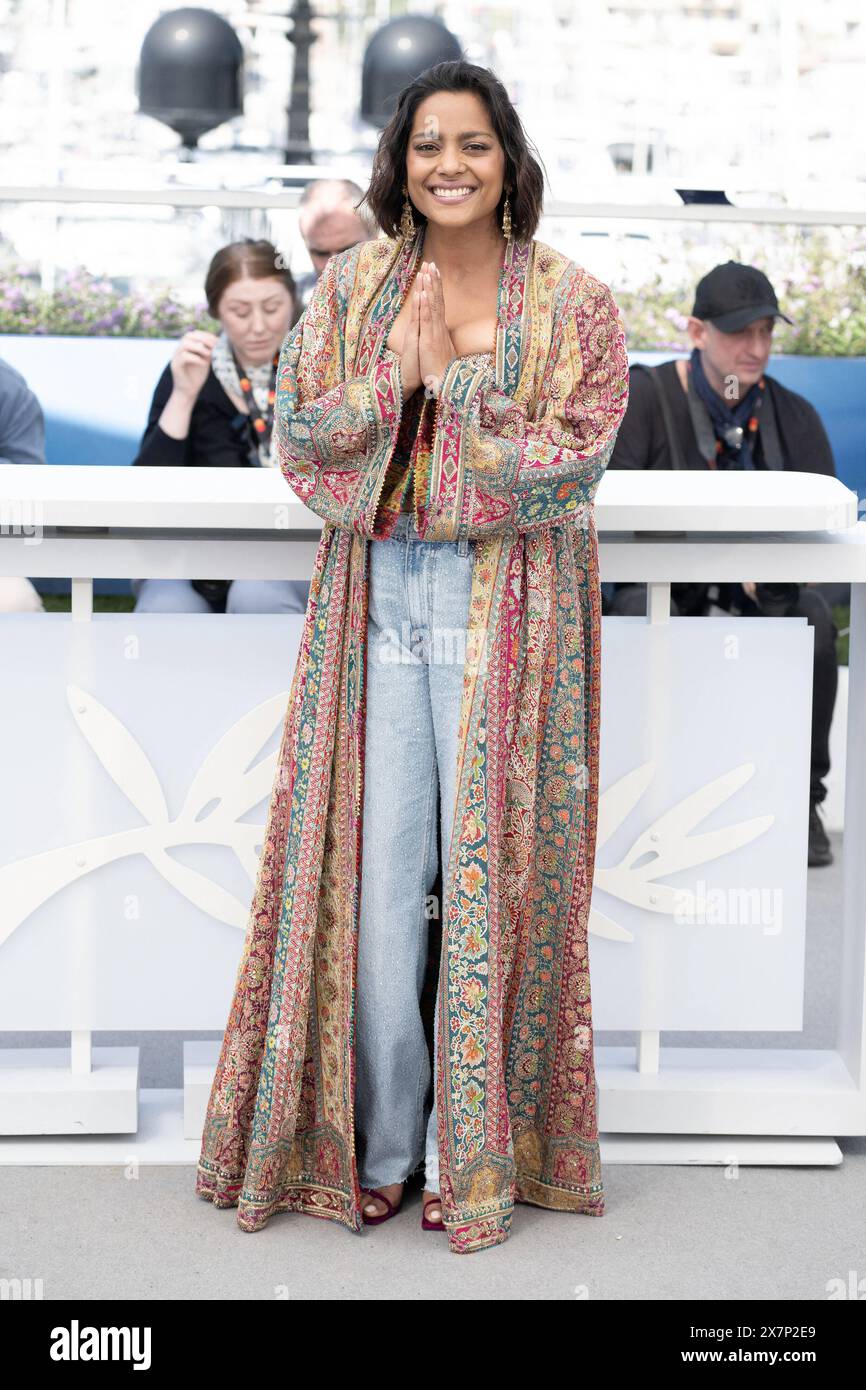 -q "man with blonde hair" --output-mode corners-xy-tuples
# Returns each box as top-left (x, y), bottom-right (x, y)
(292, 178), (377, 309)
